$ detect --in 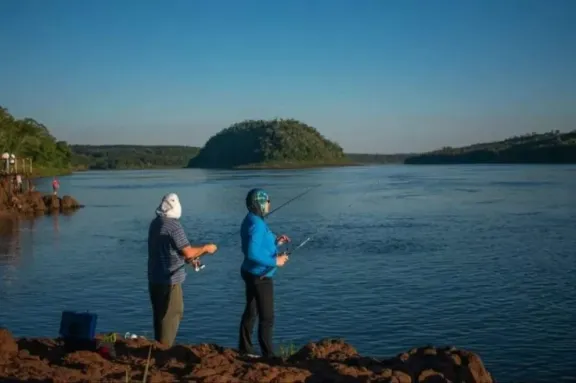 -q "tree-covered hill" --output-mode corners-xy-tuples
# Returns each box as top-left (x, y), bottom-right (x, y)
(404, 130), (576, 164)
(187, 119), (350, 169)
(0, 106), (72, 176)
(71, 145), (200, 170)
